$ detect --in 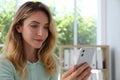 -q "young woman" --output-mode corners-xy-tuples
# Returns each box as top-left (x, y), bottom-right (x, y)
(0, 1), (91, 80)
